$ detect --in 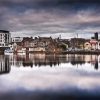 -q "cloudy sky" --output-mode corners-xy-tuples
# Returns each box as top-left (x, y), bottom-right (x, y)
(0, 0), (100, 38)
